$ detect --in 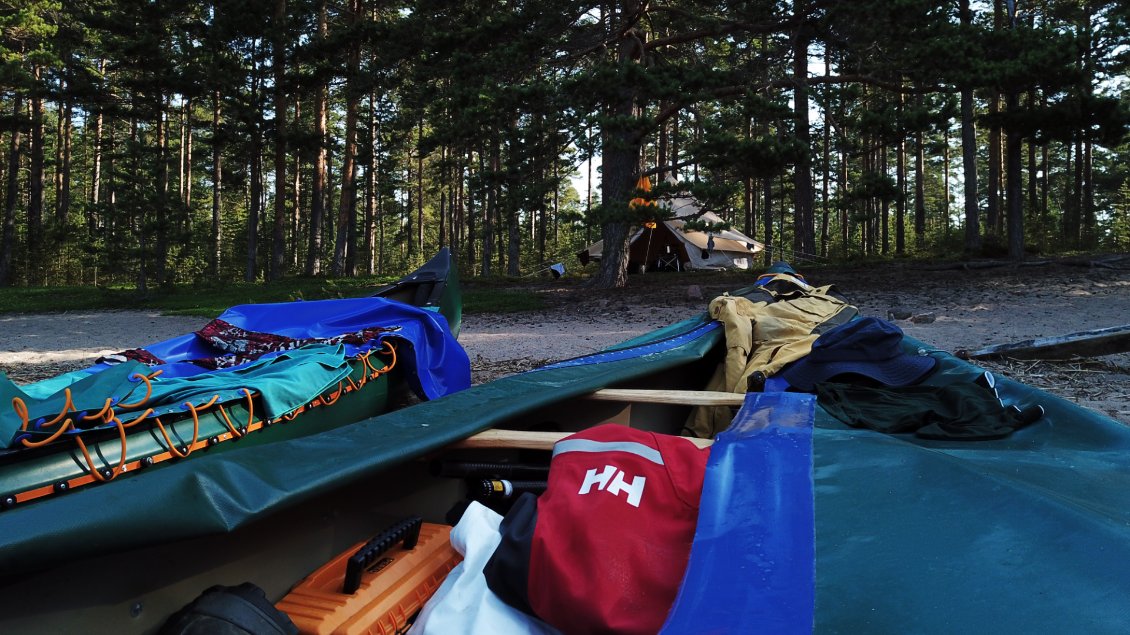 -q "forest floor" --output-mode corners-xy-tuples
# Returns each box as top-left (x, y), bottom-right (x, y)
(2, 258), (1129, 423)
(458, 258), (1130, 423)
